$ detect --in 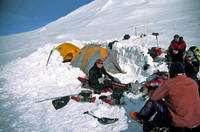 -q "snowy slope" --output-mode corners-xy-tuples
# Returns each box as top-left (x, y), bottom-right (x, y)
(0, 0), (200, 132)
(0, 0), (200, 65)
